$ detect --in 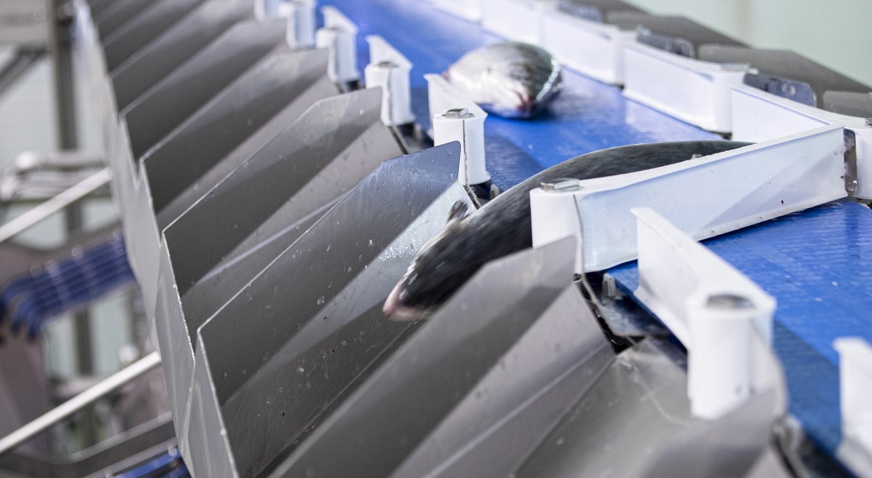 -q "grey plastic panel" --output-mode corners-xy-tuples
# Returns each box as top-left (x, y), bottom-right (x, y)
(153, 88), (402, 438)
(823, 91), (872, 117)
(699, 46), (872, 108)
(558, 0), (644, 23)
(269, 238), (583, 478)
(126, 48), (335, 321)
(607, 14), (745, 57)
(110, 0), (253, 110)
(184, 144), (470, 478)
(101, 0), (205, 72)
